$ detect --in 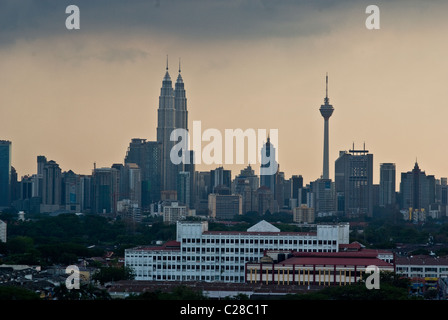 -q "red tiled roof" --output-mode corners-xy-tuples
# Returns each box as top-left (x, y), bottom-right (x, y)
(395, 255), (448, 266)
(279, 255), (393, 267)
(131, 241), (181, 251)
(203, 231), (316, 236)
